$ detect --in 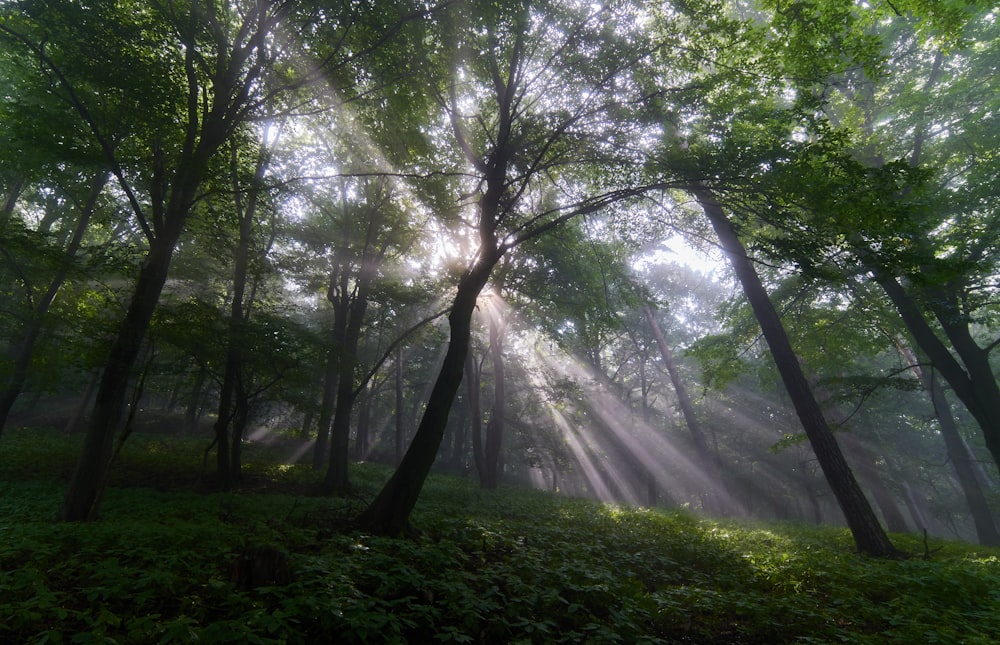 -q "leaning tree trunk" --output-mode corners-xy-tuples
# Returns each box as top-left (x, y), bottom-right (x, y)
(57, 229), (183, 521)
(695, 186), (899, 557)
(810, 377), (911, 534)
(359, 256), (497, 536)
